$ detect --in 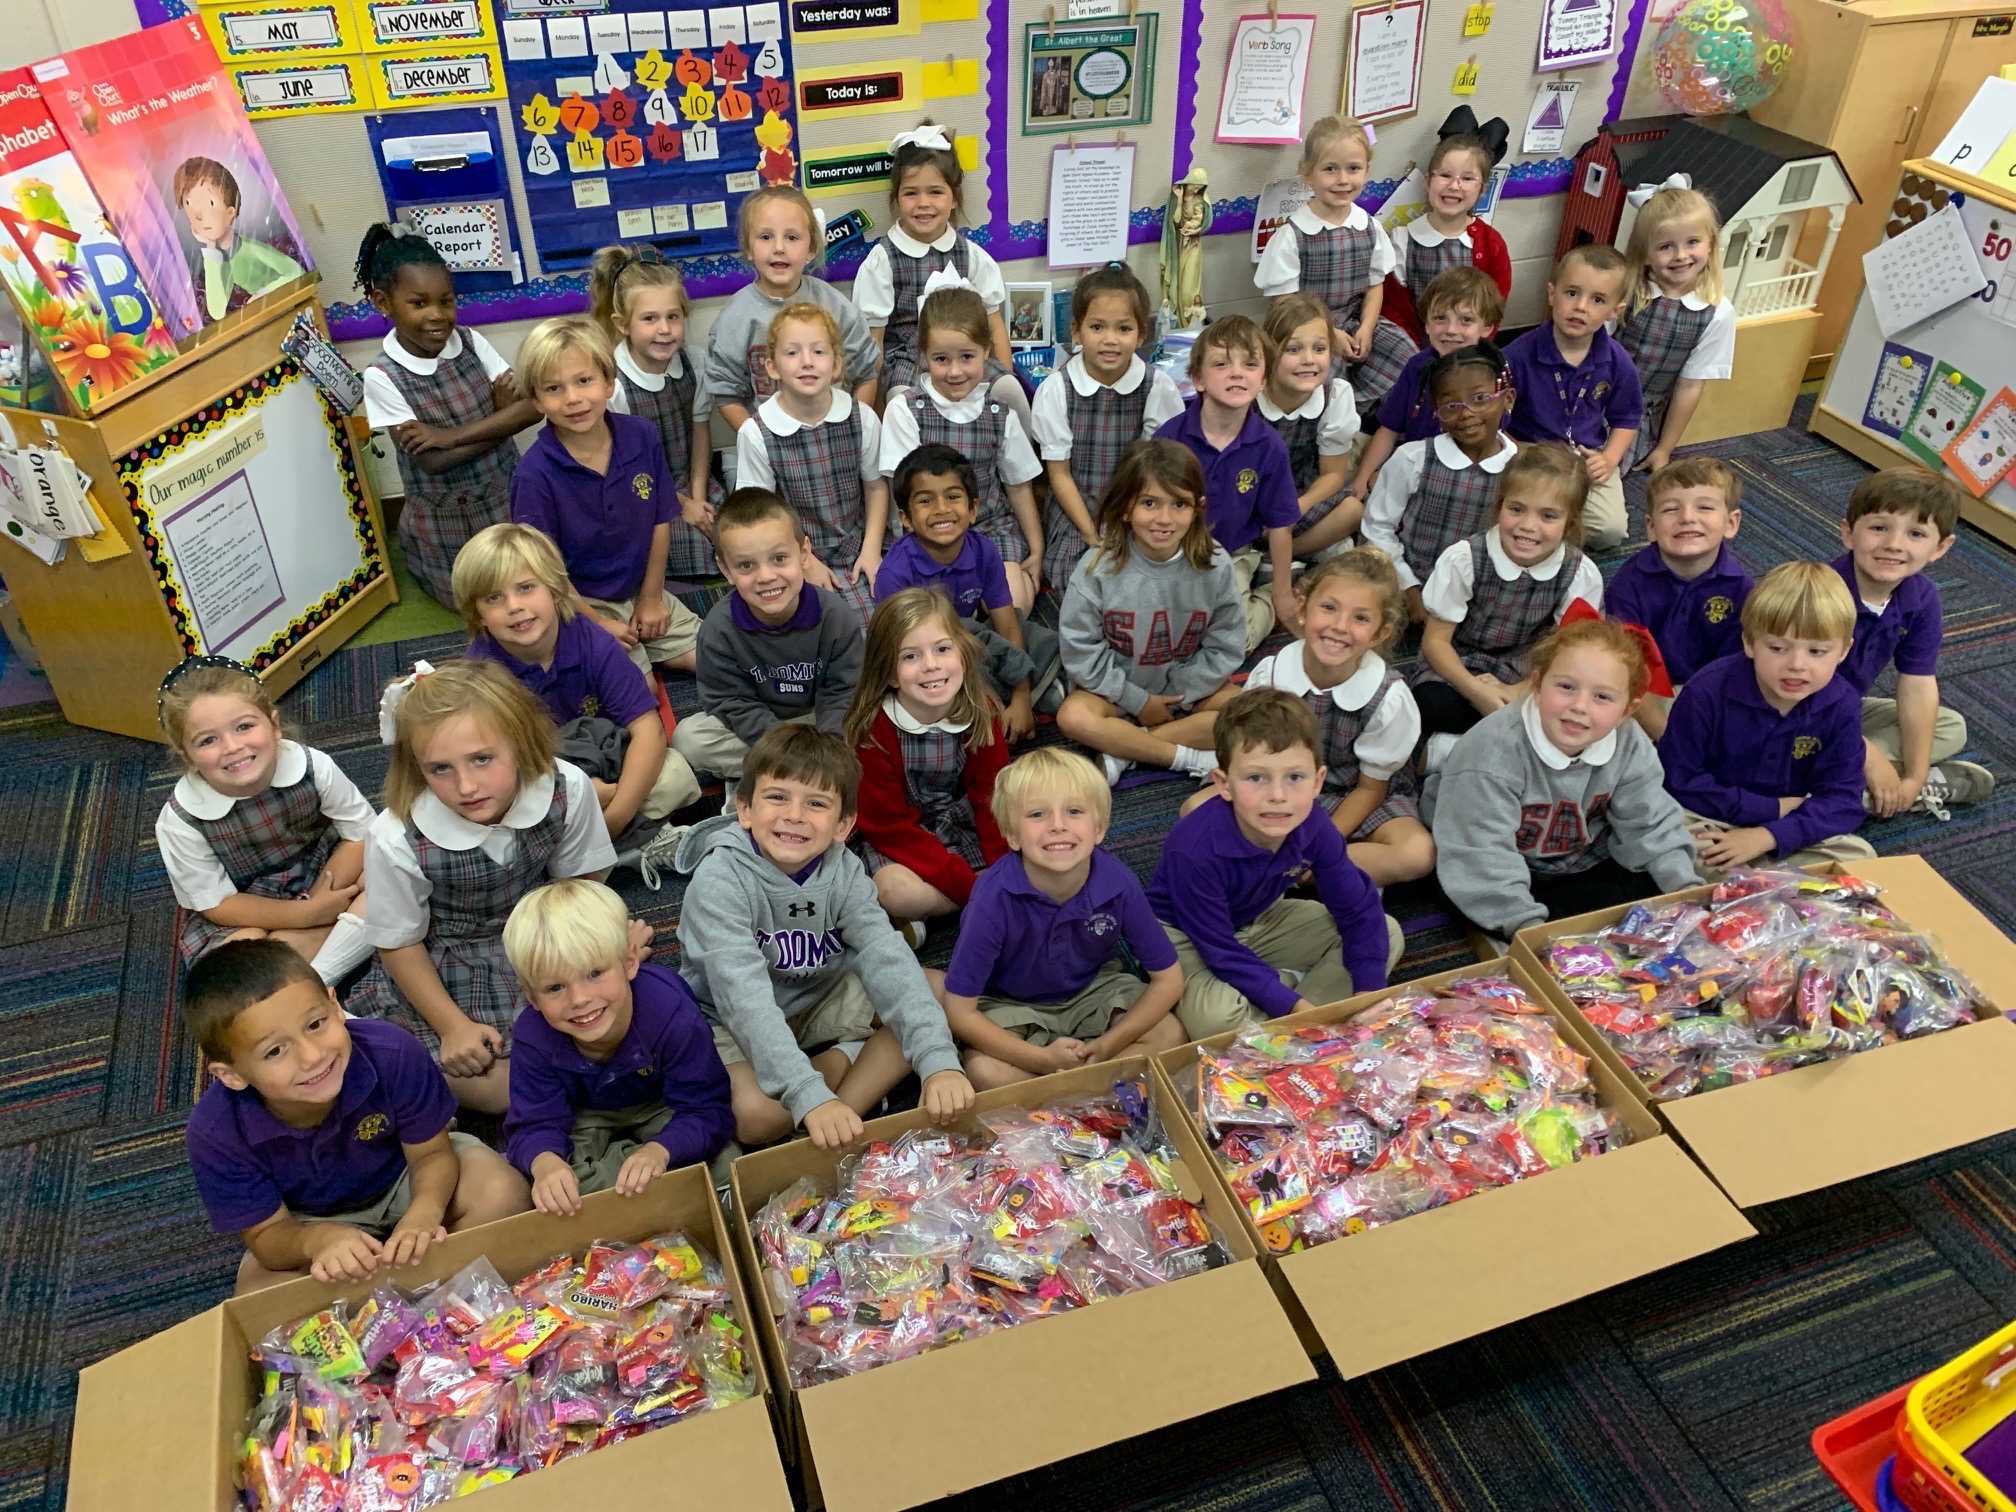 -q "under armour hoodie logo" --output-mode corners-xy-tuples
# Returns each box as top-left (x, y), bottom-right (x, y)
(787, 901), (816, 918)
